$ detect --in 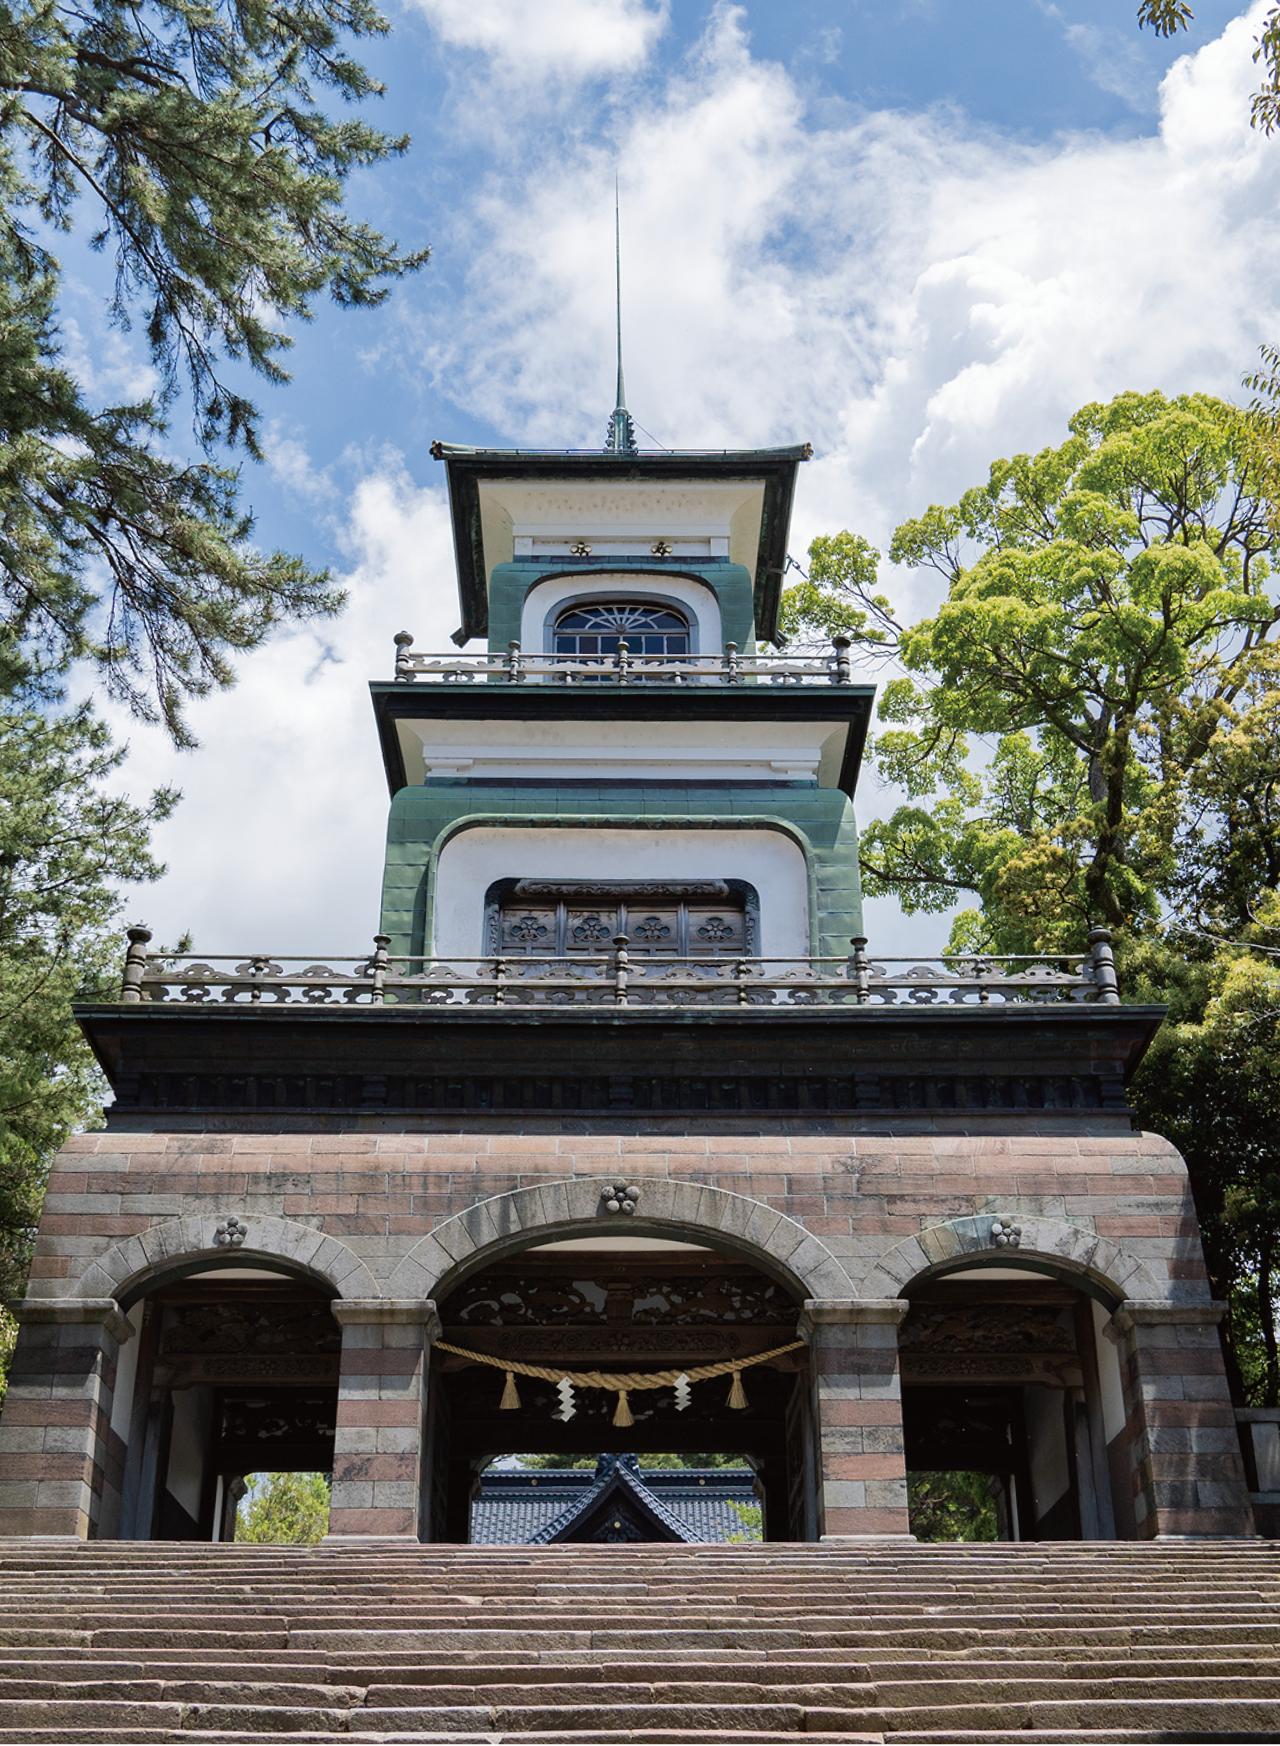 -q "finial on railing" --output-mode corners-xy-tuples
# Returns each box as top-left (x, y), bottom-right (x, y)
(1087, 926), (1120, 1005)
(507, 641), (524, 683)
(394, 631), (415, 680)
(122, 927), (152, 1002)
(611, 933), (631, 1005)
(848, 935), (870, 1004)
(832, 634), (852, 685)
(723, 642), (741, 684)
(368, 934), (391, 1004)
(615, 638), (632, 685)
